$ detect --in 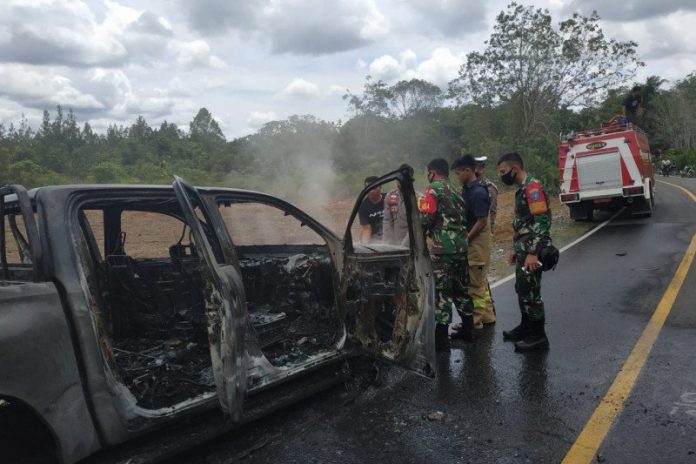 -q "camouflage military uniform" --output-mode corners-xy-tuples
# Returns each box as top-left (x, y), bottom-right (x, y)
(479, 176), (498, 233)
(513, 173), (552, 321)
(420, 179), (473, 325)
